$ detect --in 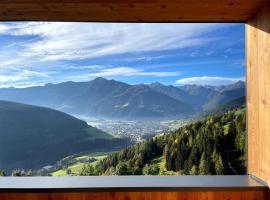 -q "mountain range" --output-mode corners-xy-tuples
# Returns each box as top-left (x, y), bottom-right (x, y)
(0, 100), (129, 172)
(0, 78), (245, 119)
(150, 80), (245, 111)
